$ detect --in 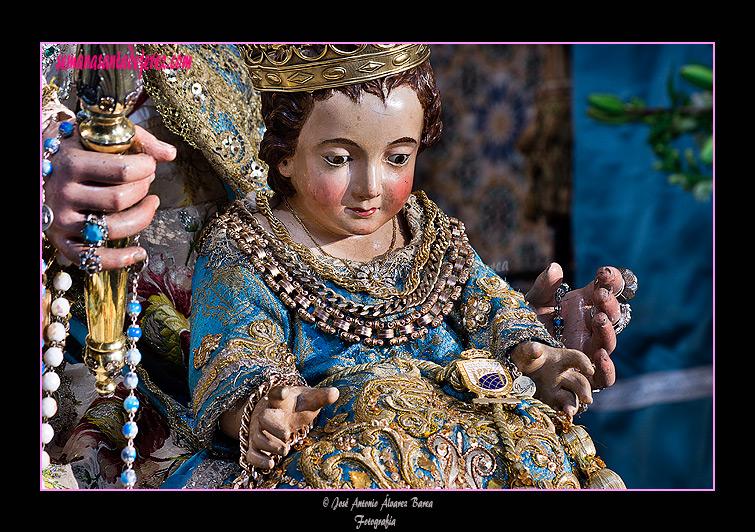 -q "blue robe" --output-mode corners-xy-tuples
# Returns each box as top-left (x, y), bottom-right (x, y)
(161, 192), (622, 490)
